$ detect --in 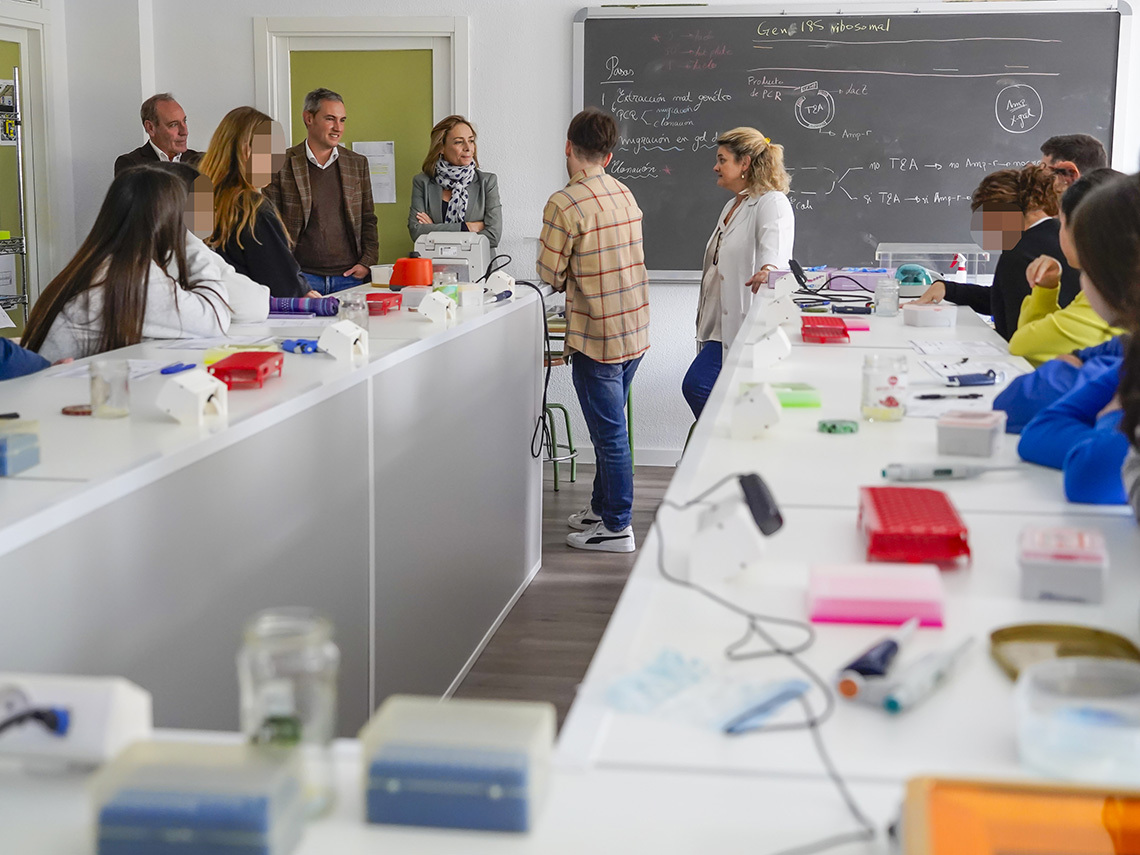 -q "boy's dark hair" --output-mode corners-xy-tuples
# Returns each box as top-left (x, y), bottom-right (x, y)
(567, 108), (618, 162)
(1060, 167), (1123, 219)
(1040, 134), (1108, 174)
